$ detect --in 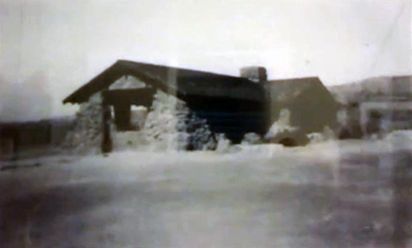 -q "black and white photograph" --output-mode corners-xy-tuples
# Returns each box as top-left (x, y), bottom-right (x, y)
(0, 0), (411, 247)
